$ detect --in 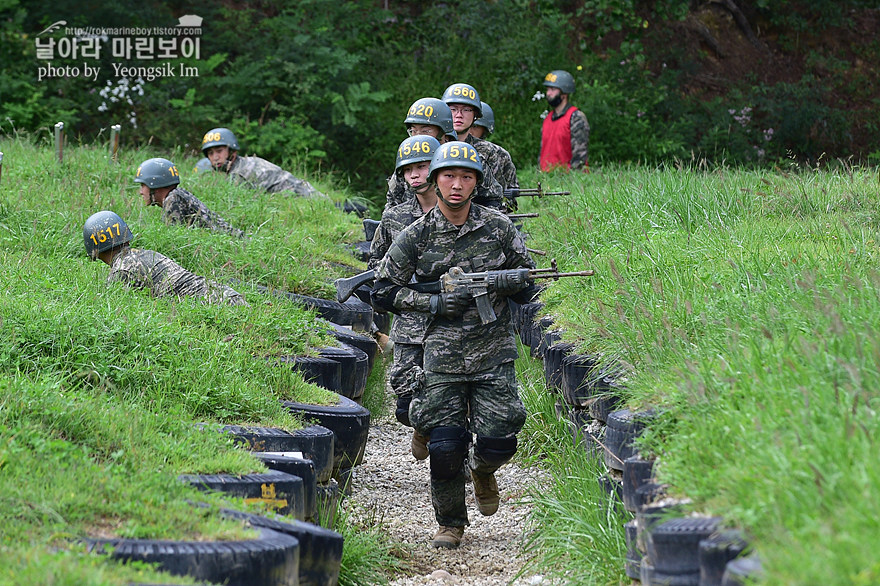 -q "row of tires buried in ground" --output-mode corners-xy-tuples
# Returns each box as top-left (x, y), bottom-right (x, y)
(512, 299), (764, 586)
(89, 289), (382, 586)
